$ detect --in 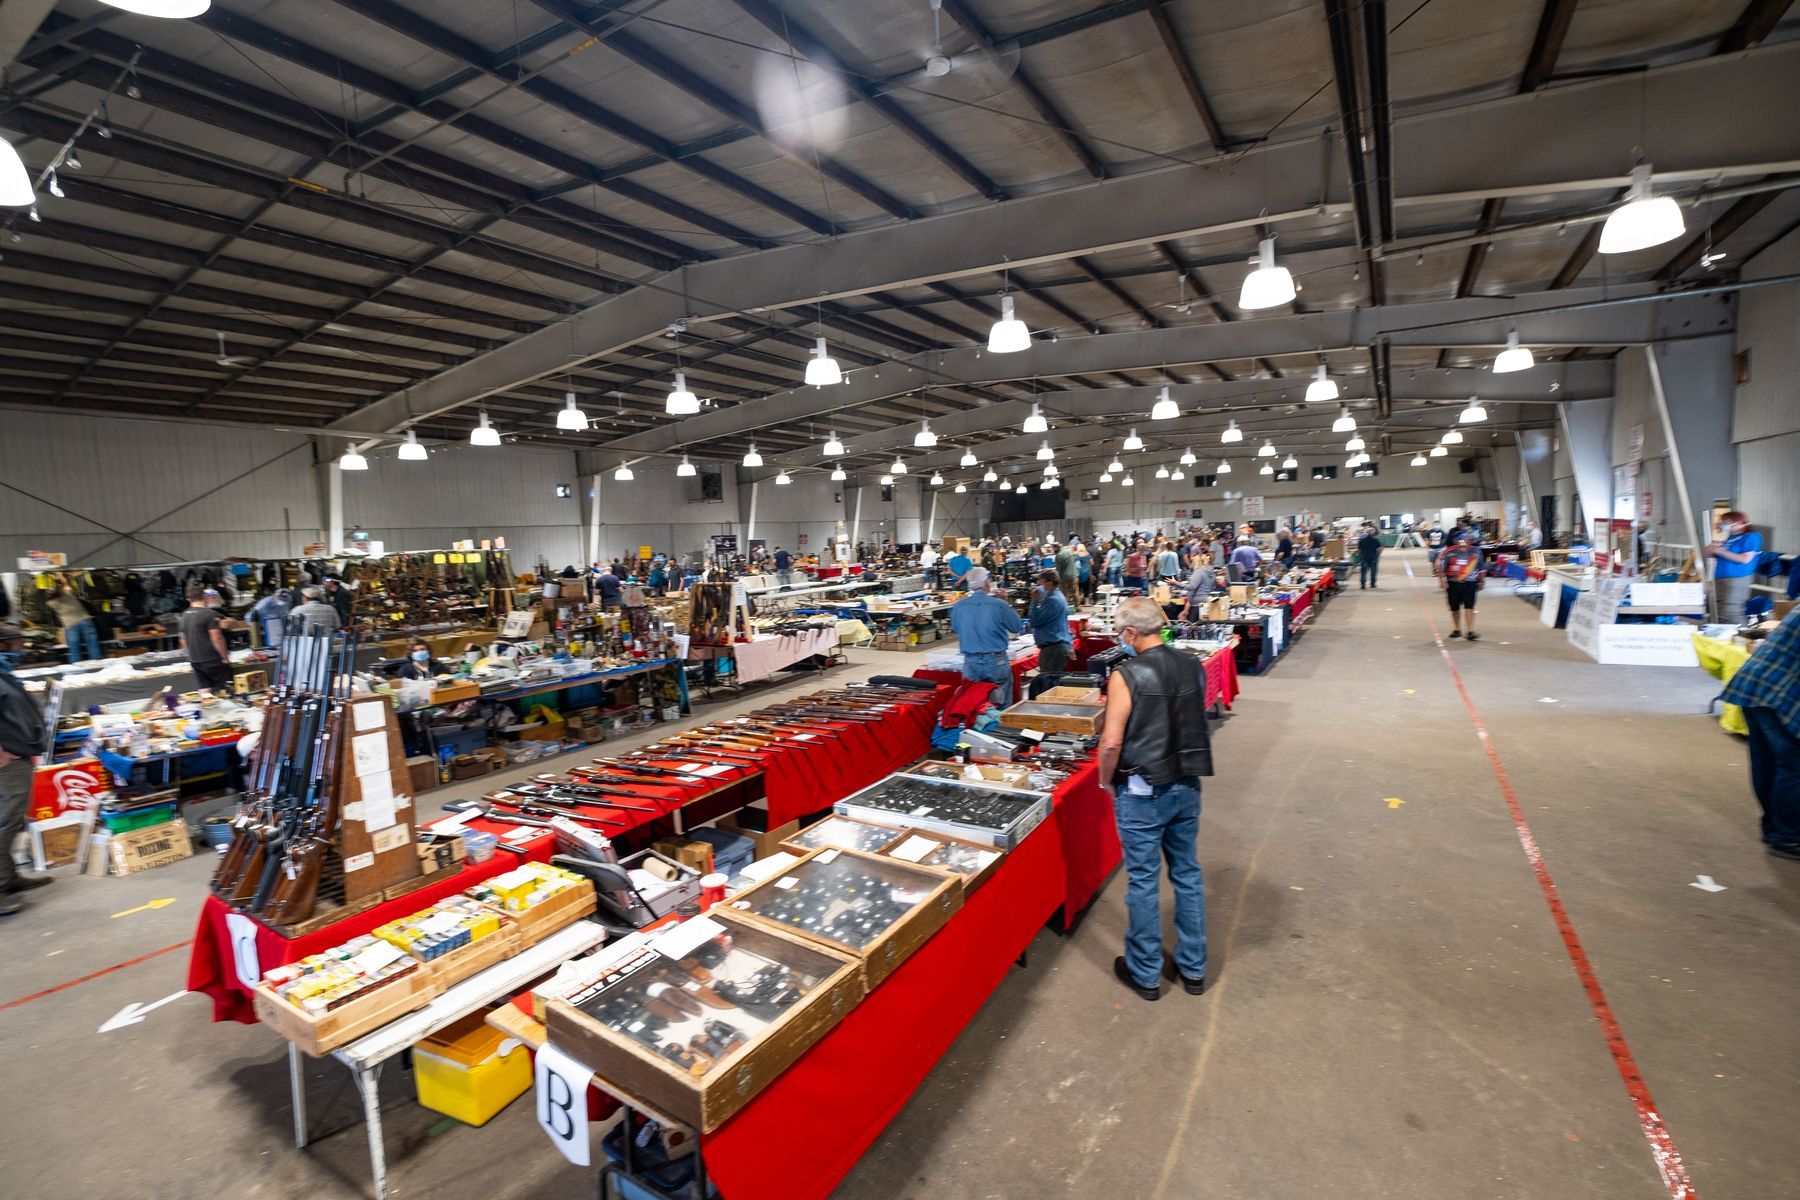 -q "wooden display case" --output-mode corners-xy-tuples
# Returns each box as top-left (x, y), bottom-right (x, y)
(779, 814), (911, 857)
(252, 964), (435, 1058)
(725, 848), (962, 990)
(995, 698), (1103, 735)
(876, 828), (1006, 893)
(544, 912), (862, 1132)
